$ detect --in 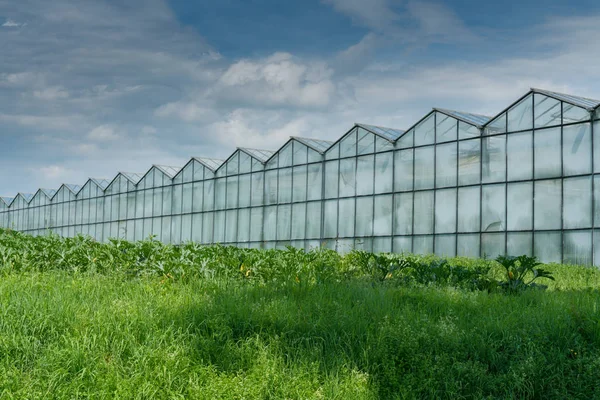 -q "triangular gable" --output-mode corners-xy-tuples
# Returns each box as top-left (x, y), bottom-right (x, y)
(0, 197), (14, 207)
(531, 88), (600, 112)
(154, 165), (181, 178)
(433, 108), (491, 128)
(290, 137), (334, 154)
(40, 188), (57, 198)
(64, 184), (82, 195)
(90, 178), (110, 190)
(356, 123), (406, 142)
(238, 148), (275, 163)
